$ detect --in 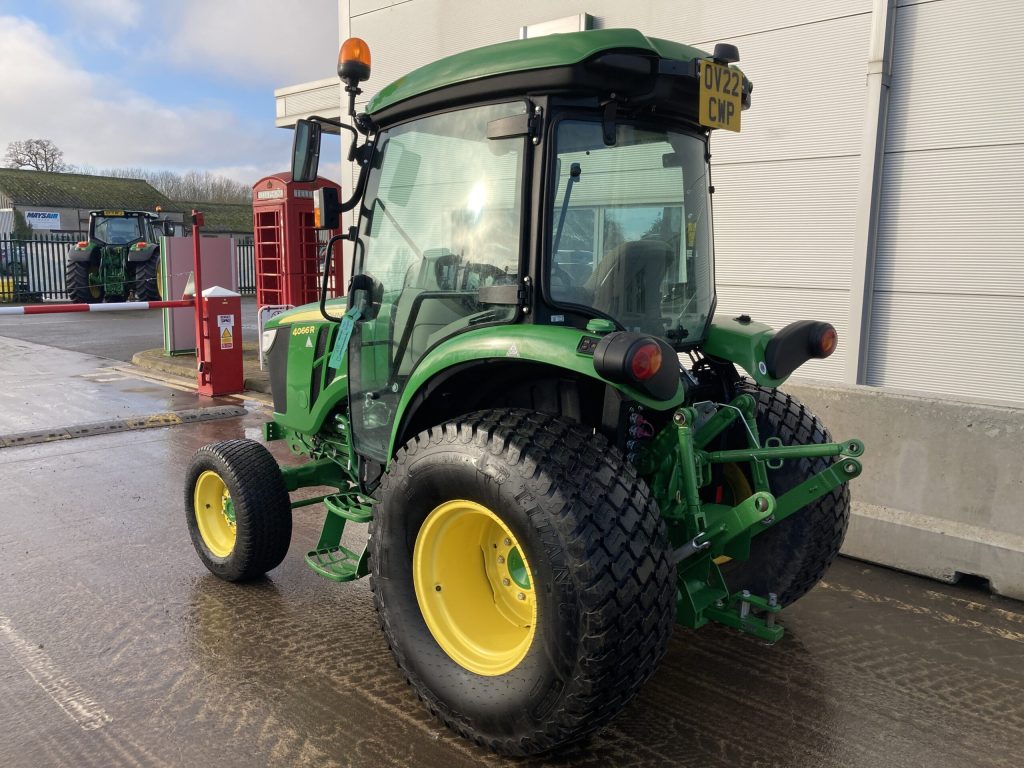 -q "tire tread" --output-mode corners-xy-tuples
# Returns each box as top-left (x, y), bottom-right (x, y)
(185, 439), (291, 581)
